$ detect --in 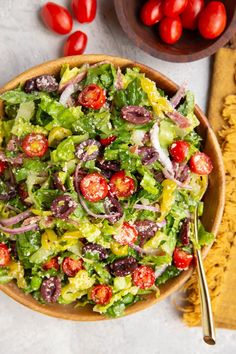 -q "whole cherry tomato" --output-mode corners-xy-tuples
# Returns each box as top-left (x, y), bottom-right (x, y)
(41, 2), (73, 35)
(64, 30), (88, 56)
(100, 136), (117, 146)
(189, 152), (213, 175)
(114, 222), (138, 245)
(159, 16), (183, 44)
(0, 243), (10, 267)
(198, 1), (227, 39)
(80, 172), (108, 202)
(132, 265), (156, 289)
(109, 171), (135, 198)
(22, 133), (48, 158)
(140, 0), (163, 26)
(42, 257), (60, 271)
(163, 0), (188, 17)
(169, 140), (190, 163)
(0, 161), (7, 175)
(62, 257), (83, 277)
(72, 0), (97, 23)
(91, 284), (113, 305)
(181, 0), (205, 30)
(78, 84), (106, 109)
(173, 247), (193, 269)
